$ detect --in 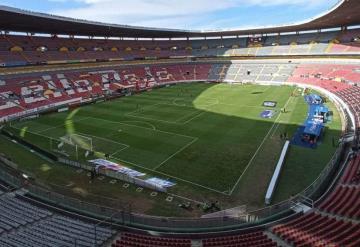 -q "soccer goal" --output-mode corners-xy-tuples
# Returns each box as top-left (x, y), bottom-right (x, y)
(57, 133), (129, 161)
(60, 133), (93, 151)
